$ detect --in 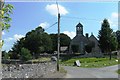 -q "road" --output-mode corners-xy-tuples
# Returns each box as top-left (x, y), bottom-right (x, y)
(63, 65), (119, 78)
